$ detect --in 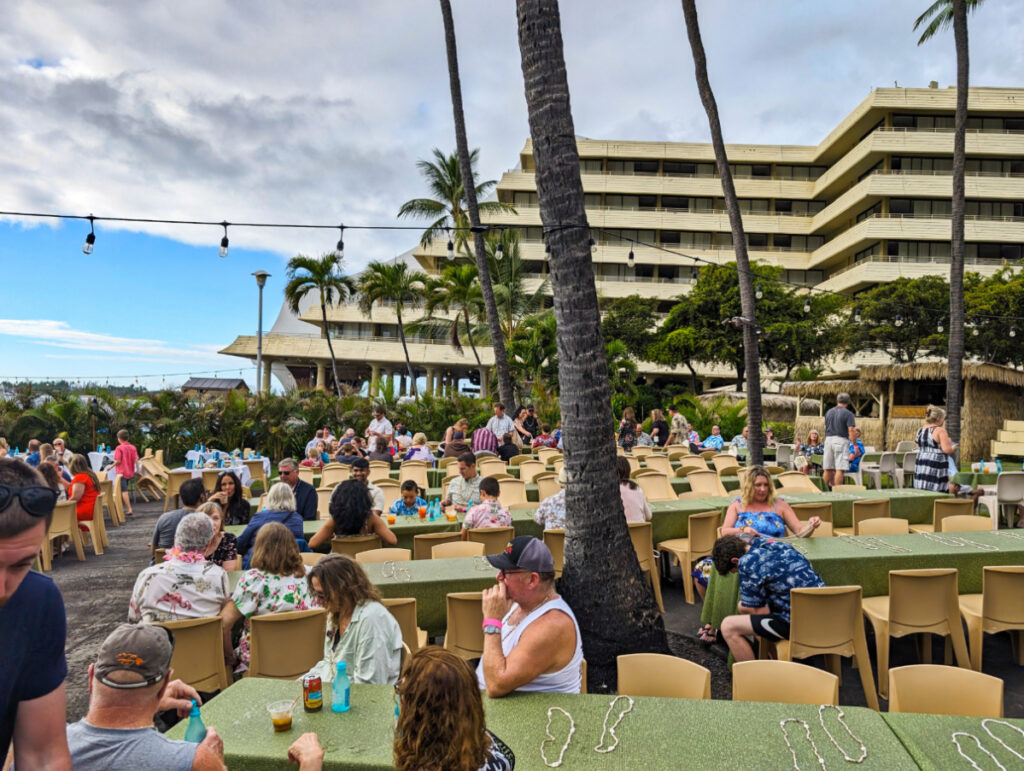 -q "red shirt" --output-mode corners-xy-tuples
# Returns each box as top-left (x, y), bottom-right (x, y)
(69, 473), (100, 519)
(114, 442), (138, 479)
